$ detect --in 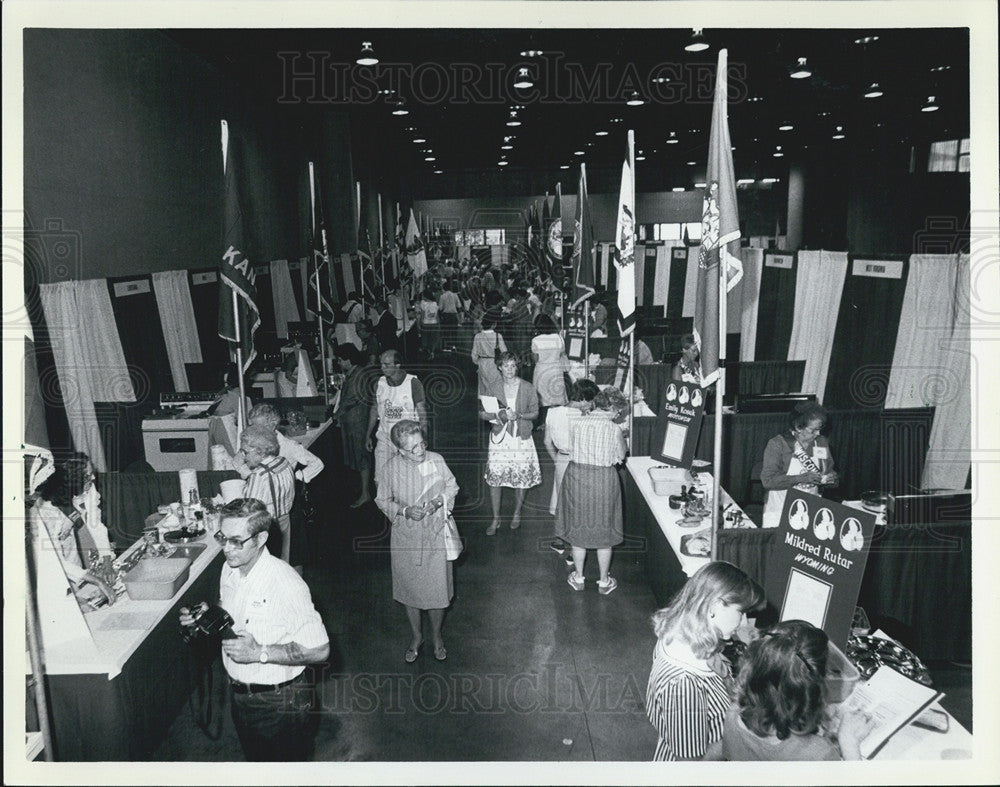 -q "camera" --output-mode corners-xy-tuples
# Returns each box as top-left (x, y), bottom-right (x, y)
(181, 604), (236, 643)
